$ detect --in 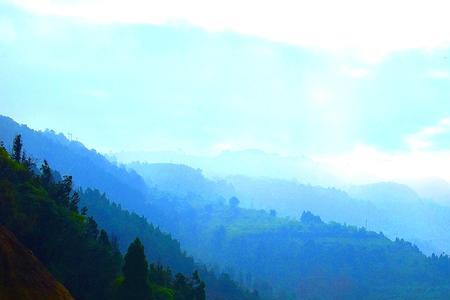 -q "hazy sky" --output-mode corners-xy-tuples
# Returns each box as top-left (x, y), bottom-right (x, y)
(1, 0), (450, 183)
